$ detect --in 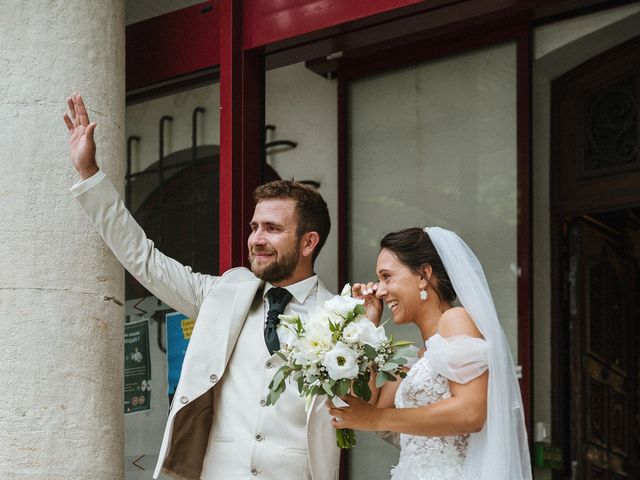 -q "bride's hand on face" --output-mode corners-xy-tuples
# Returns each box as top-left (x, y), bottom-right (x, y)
(327, 395), (381, 431)
(352, 282), (383, 326)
